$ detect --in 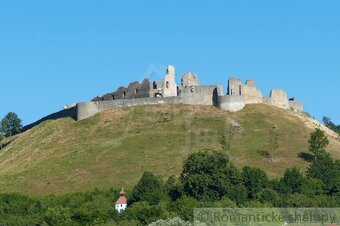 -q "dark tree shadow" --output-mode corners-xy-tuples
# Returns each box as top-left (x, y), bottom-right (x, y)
(257, 150), (270, 158)
(298, 152), (314, 162)
(0, 137), (18, 150)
